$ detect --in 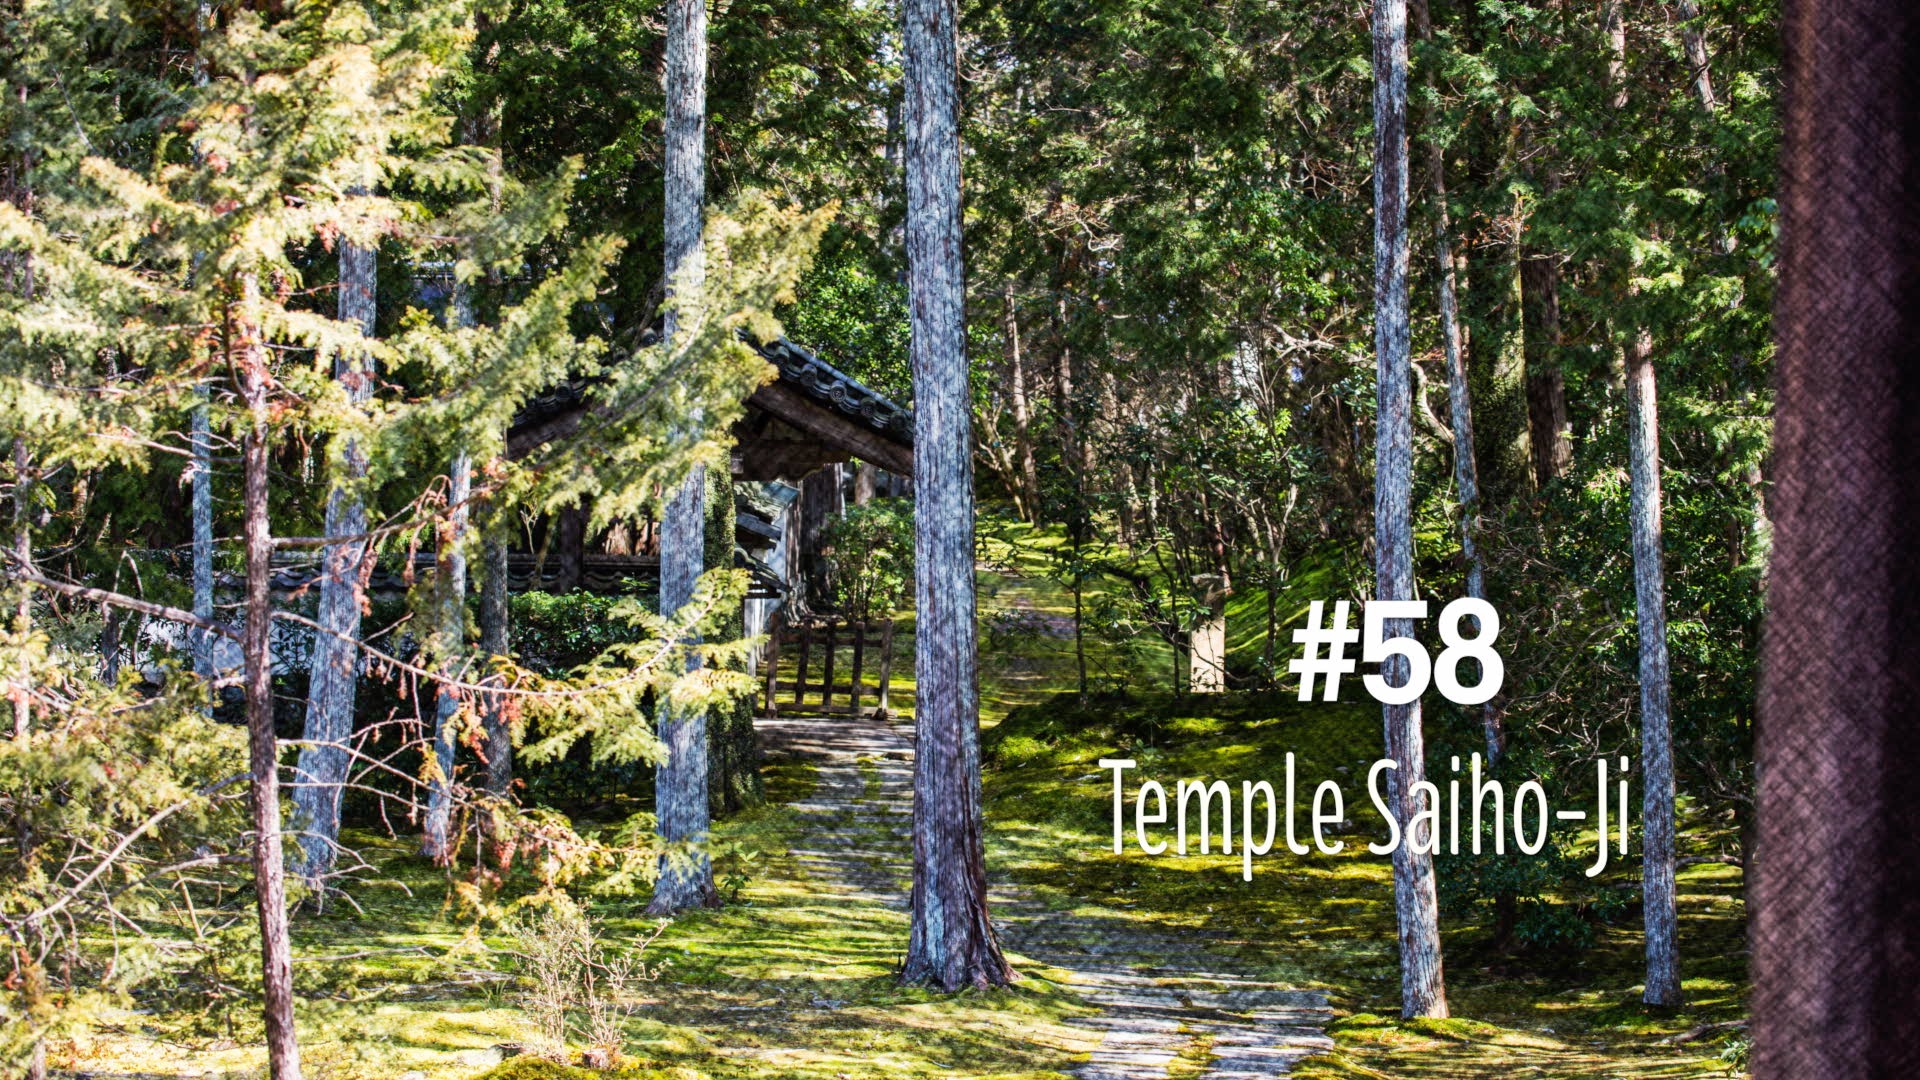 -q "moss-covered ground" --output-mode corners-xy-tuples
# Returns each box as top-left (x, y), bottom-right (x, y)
(52, 524), (1748, 1079)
